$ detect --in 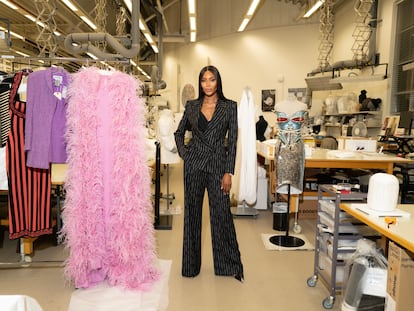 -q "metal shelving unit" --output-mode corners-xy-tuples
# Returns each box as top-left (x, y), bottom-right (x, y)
(307, 184), (368, 309)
